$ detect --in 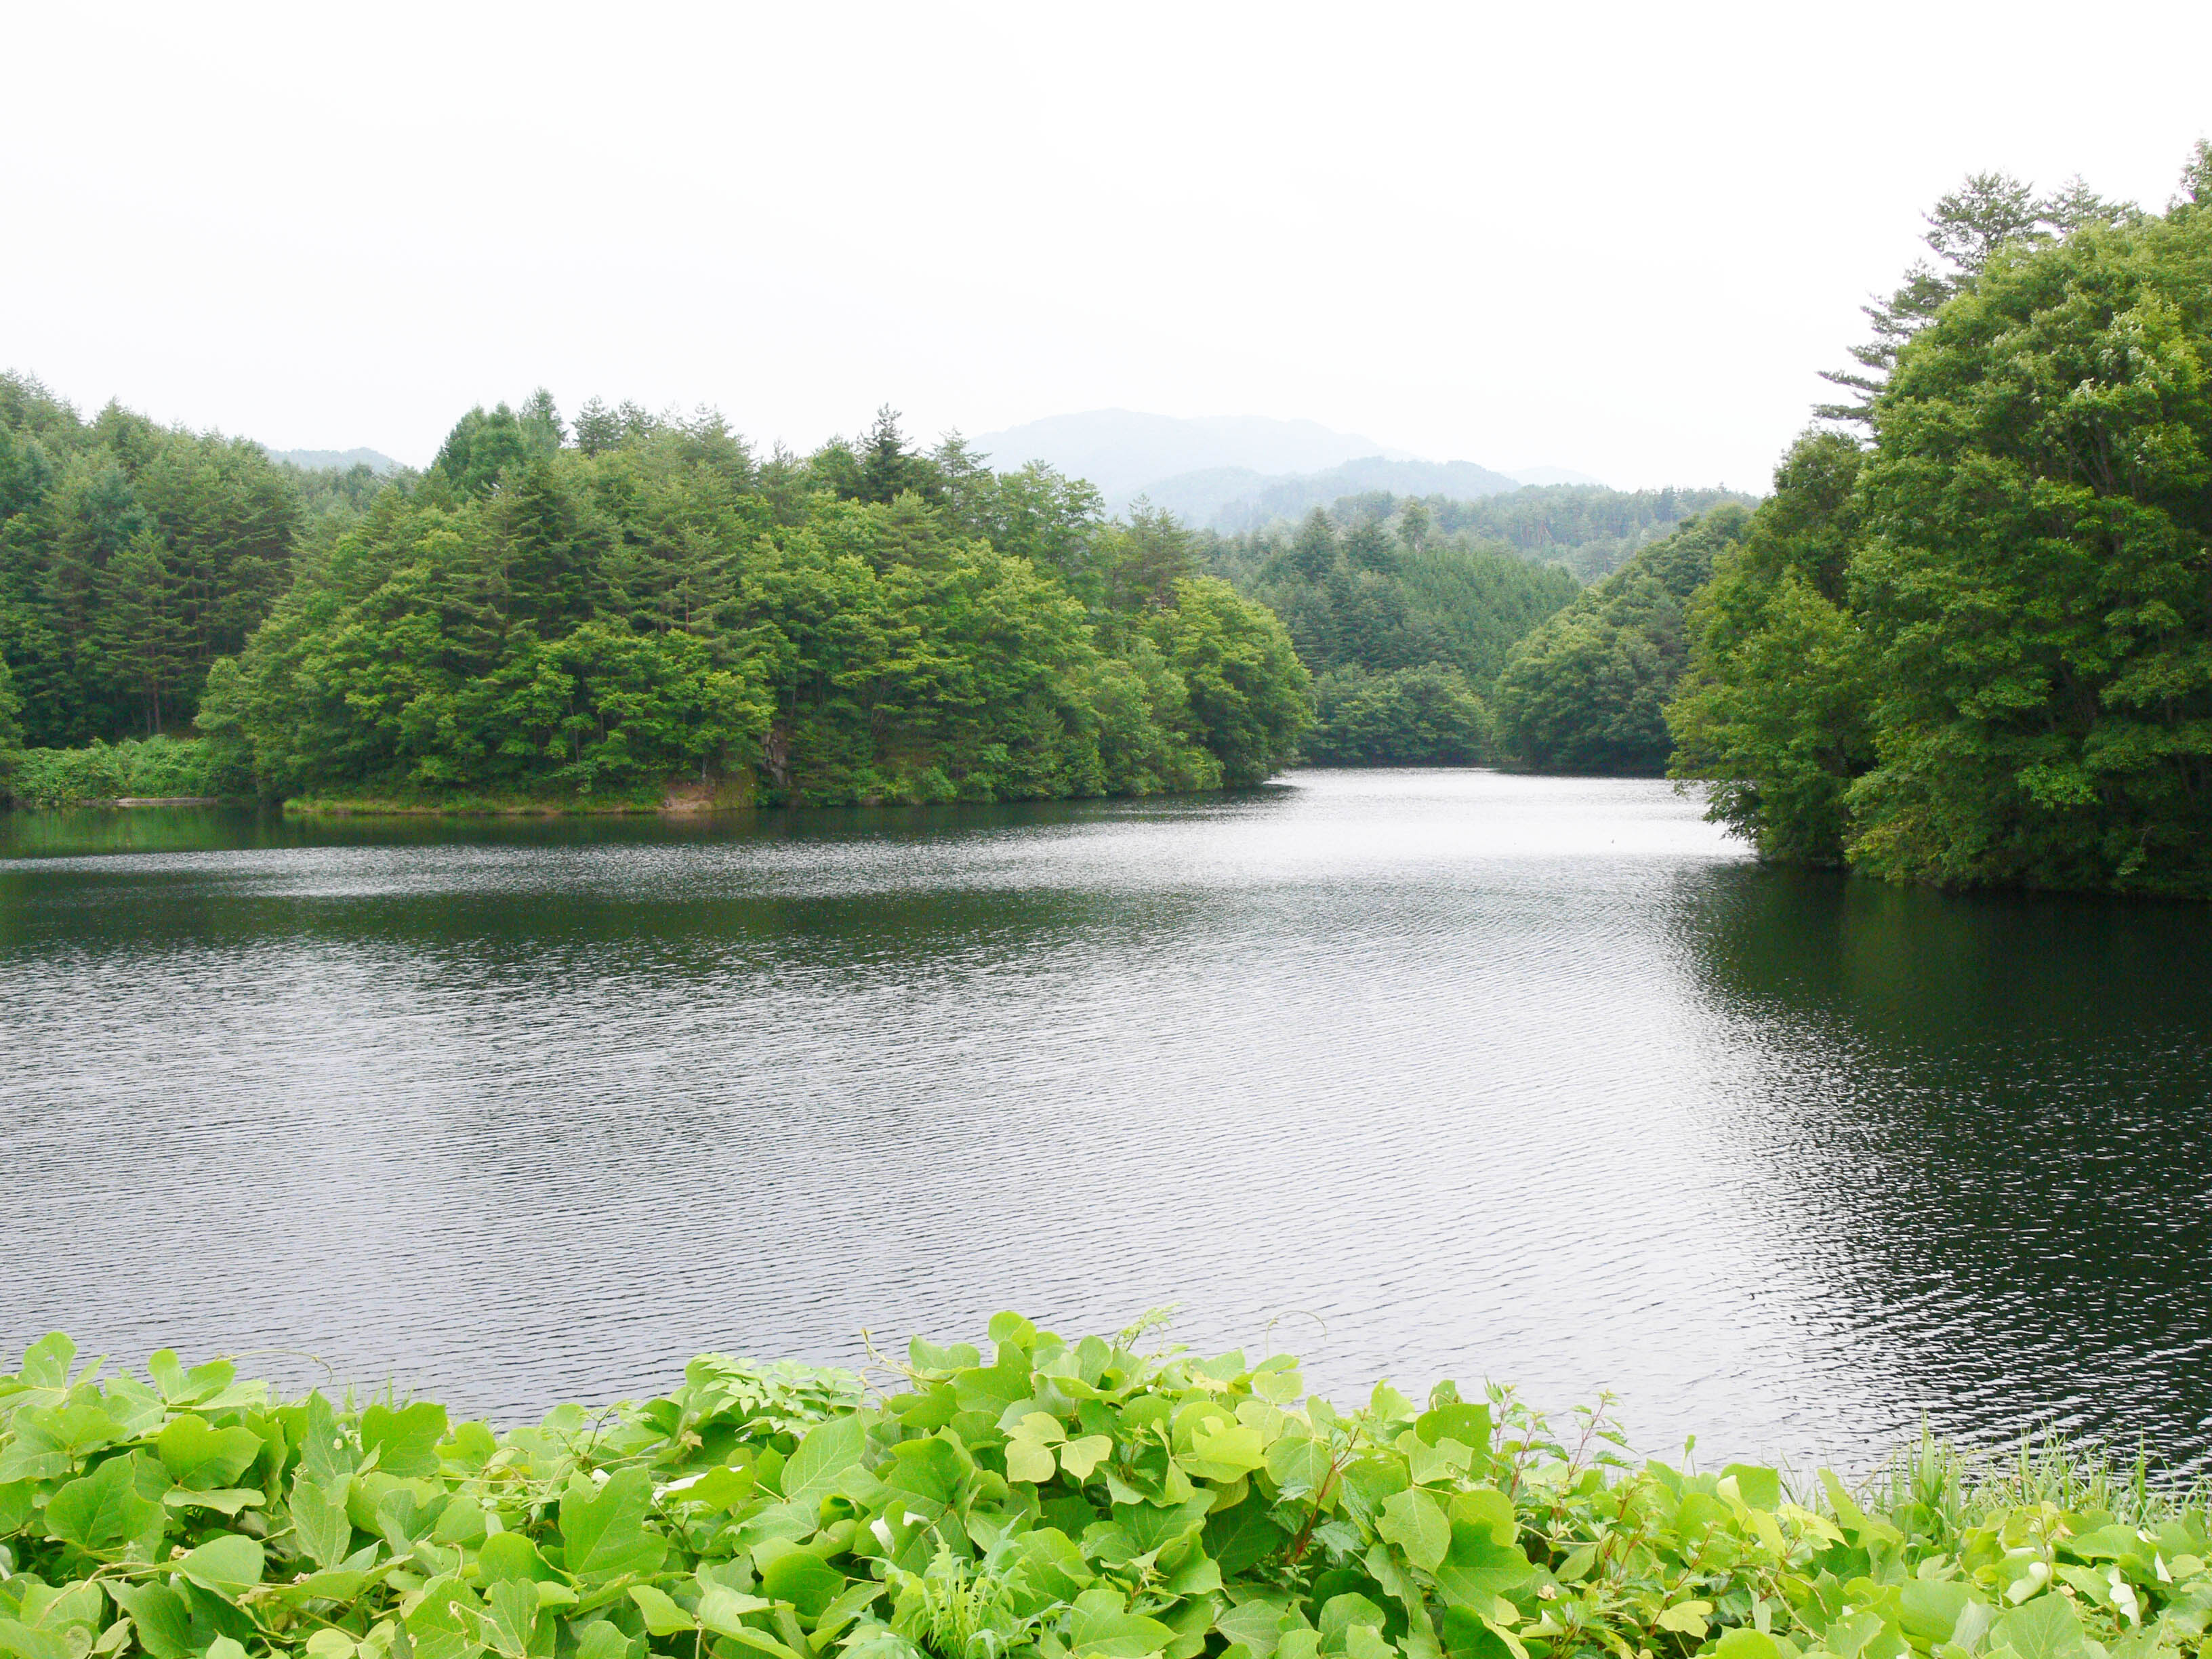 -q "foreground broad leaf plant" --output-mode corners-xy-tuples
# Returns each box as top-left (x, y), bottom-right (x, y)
(3, 1319), (2209, 1659)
